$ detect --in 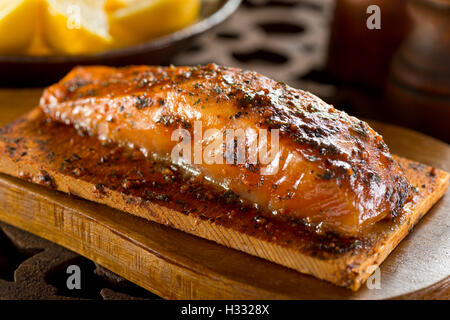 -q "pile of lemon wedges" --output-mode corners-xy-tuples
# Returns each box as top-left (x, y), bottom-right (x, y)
(0, 0), (200, 55)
